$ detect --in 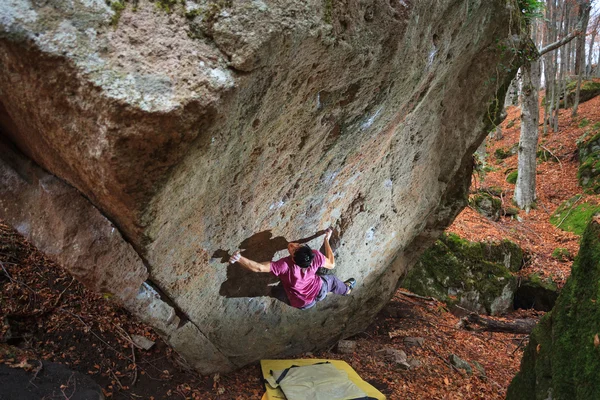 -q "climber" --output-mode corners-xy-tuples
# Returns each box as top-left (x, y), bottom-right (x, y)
(229, 228), (356, 310)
